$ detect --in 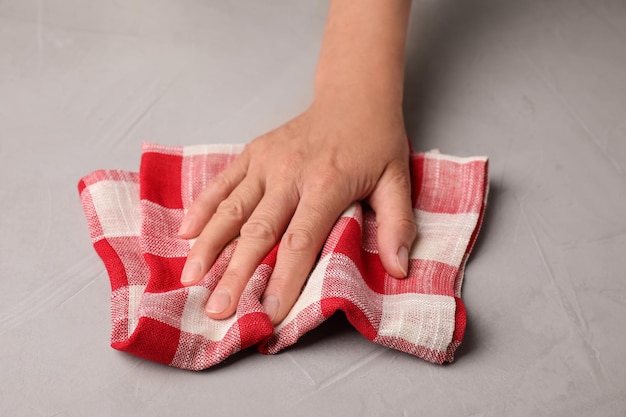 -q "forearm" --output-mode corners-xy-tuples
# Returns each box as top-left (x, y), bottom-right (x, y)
(314, 0), (412, 109)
